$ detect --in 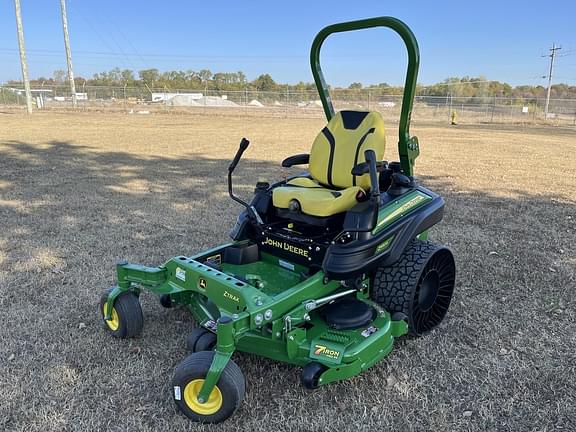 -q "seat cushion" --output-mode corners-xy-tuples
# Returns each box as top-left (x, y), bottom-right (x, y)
(308, 111), (386, 190)
(272, 177), (363, 217)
